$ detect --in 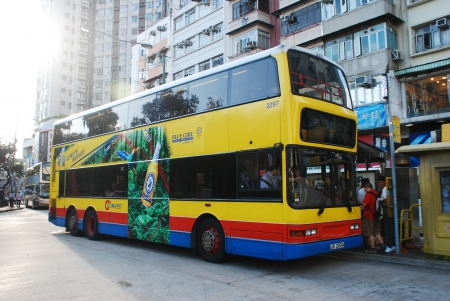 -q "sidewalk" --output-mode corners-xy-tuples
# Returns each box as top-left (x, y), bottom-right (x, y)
(0, 204), (24, 213)
(324, 239), (450, 271)
(1, 204), (449, 270)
